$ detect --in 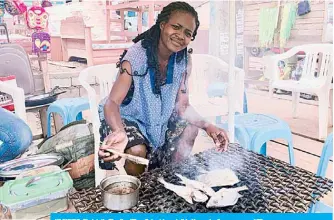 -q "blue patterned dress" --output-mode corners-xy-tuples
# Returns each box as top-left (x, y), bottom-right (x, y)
(98, 41), (189, 170)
